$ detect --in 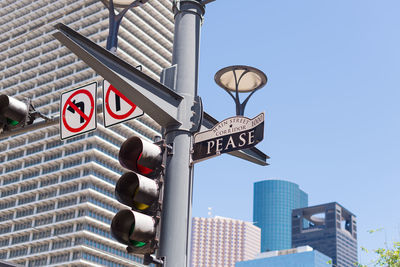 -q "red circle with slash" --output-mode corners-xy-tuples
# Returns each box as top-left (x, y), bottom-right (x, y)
(105, 83), (137, 120)
(62, 89), (95, 133)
